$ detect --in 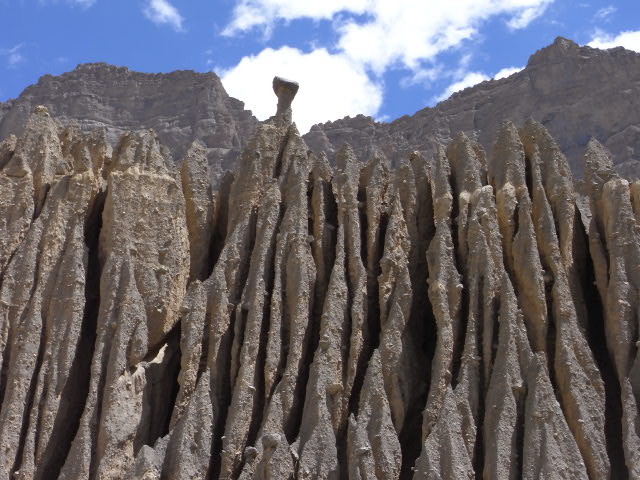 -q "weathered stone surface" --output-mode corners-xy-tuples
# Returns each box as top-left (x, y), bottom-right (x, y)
(348, 350), (401, 479)
(0, 135), (33, 274)
(304, 37), (640, 179)
(181, 141), (215, 281)
(4, 38), (640, 188)
(584, 139), (640, 477)
(0, 76), (637, 480)
(421, 147), (462, 444)
(521, 121), (609, 479)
